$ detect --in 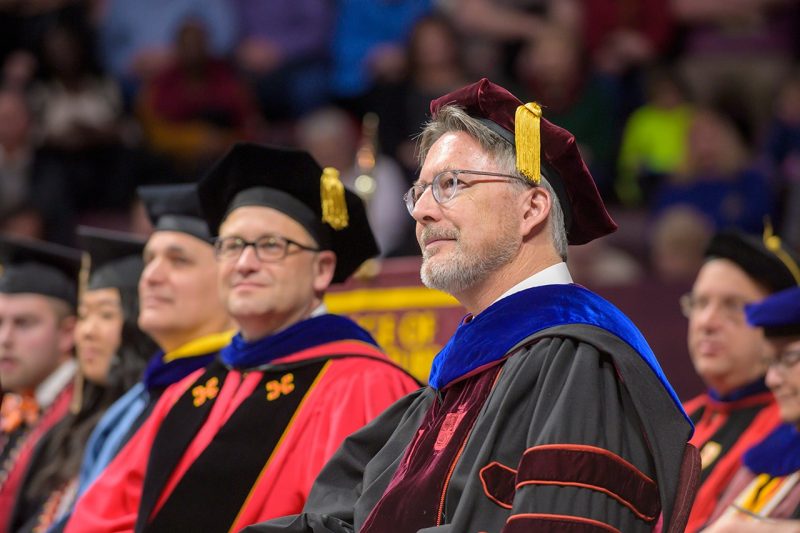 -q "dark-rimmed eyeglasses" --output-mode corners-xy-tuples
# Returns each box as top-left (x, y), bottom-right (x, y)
(403, 169), (530, 215)
(679, 293), (754, 323)
(214, 235), (319, 262)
